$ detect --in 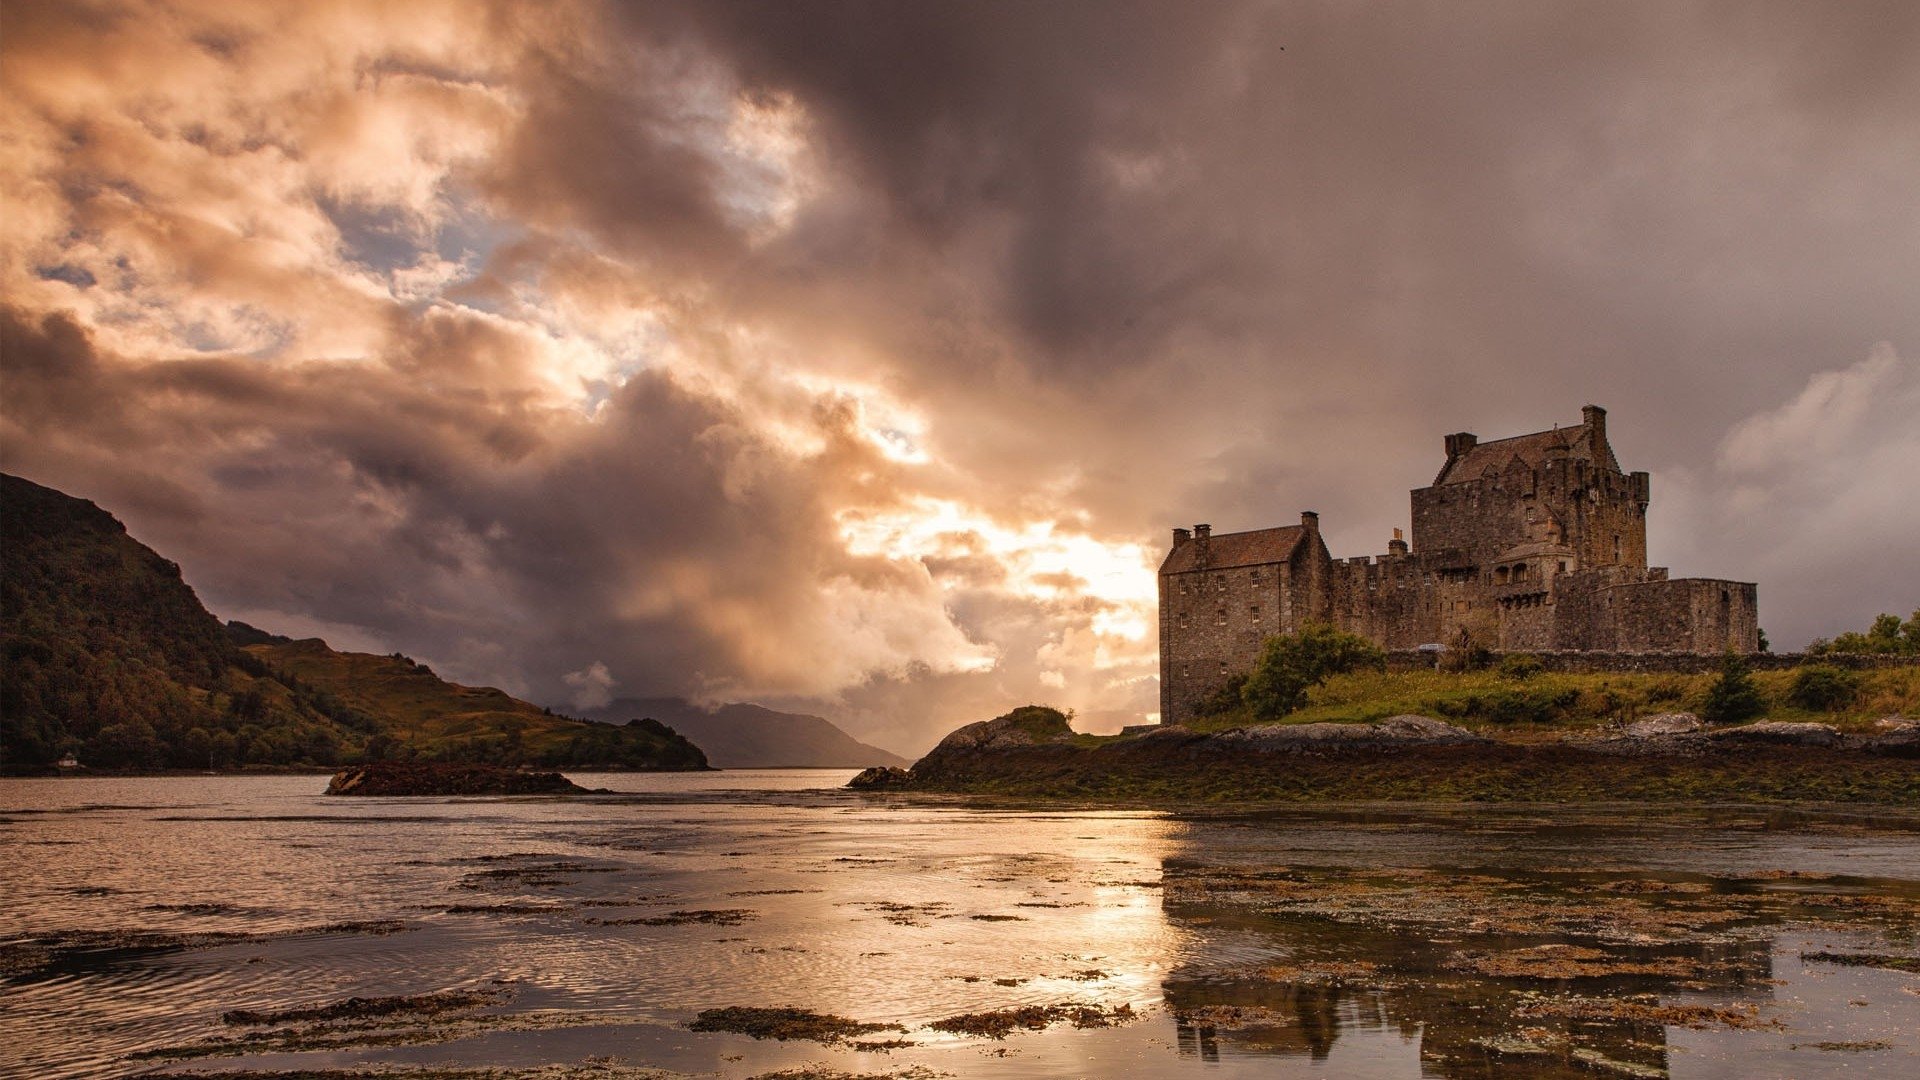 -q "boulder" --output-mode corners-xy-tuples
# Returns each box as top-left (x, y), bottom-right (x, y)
(846, 766), (912, 790)
(325, 762), (590, 796)
(1215, 715), (1481, 751)
(1624, 713), (1703, 738)
(1708, 721), (1842, 748)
